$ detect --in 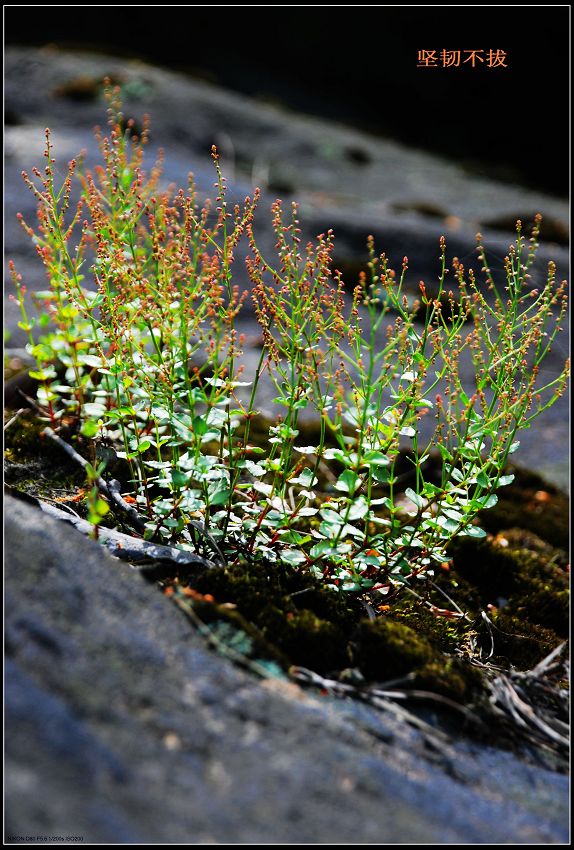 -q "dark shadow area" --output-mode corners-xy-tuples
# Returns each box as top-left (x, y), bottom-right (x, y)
(4, 6), (569, 196)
